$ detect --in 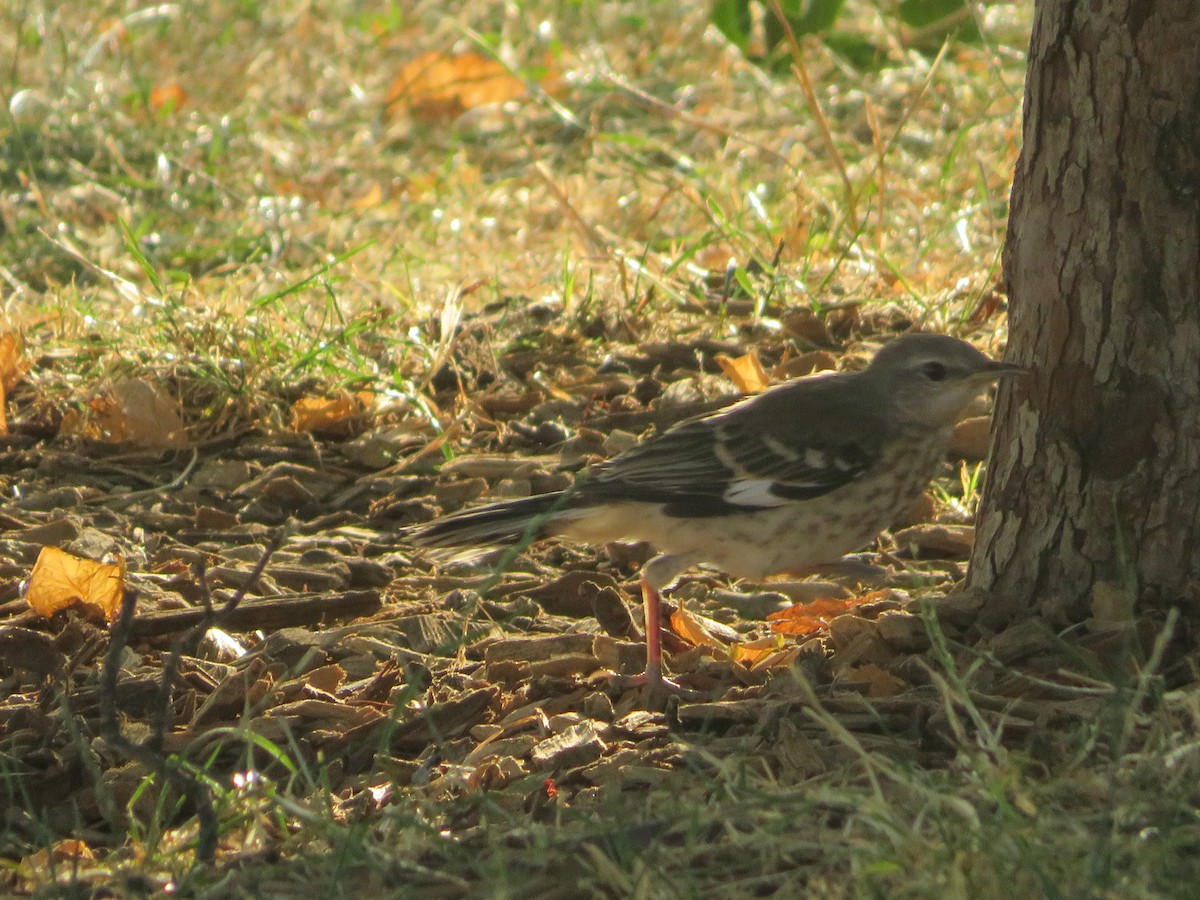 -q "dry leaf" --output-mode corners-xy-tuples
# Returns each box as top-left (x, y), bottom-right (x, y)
(715, 351), (770, 393)
(149, 81), (187, 114)
(25, 546), (126, 622)
(352, 183), (384, 210)
(21, 838), (96, 876)
(767, 597), (866, 636)
(745, 645), (801, 671)
(62, 378), (188, 448)
(0, 332), (27, 437)
(781, 308), (833, 347)
(291, 392), (372, 433)
(386, 50), (529, 122)
(948, 415), (994, 459)
(838, 663), (906, 697)
(669, 606), (727, 650)
(0, 332), (27, 391)
(730, 635), (788, 667)
(773, 350), (838, 380)
(892, 523), (975, 557)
